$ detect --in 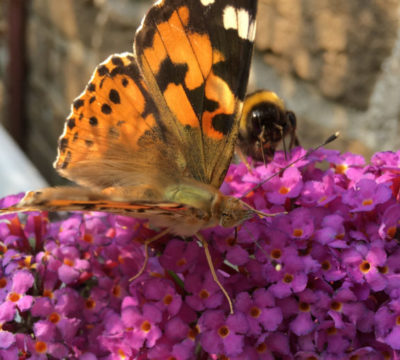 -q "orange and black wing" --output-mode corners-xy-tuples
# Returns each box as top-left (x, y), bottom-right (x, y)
(135, 0), (257, 188)
(54, 0), (257, 191)
(54, 53), (184, 191)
